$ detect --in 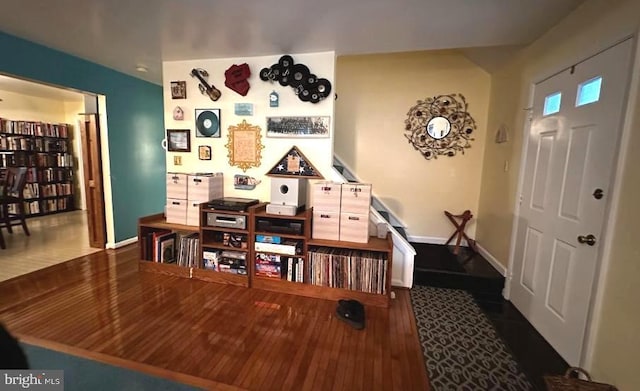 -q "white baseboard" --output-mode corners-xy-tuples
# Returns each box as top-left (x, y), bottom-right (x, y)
(408, 235), (507, 278)
(476, 244), (507, 277)
(106, 236), (138, 250)
(407, 235), (470, 246)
